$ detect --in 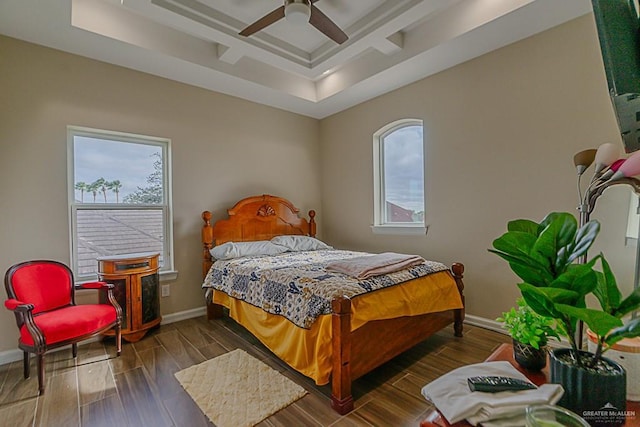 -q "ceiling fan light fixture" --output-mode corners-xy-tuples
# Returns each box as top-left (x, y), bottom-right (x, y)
(285, 1), (311, 25)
